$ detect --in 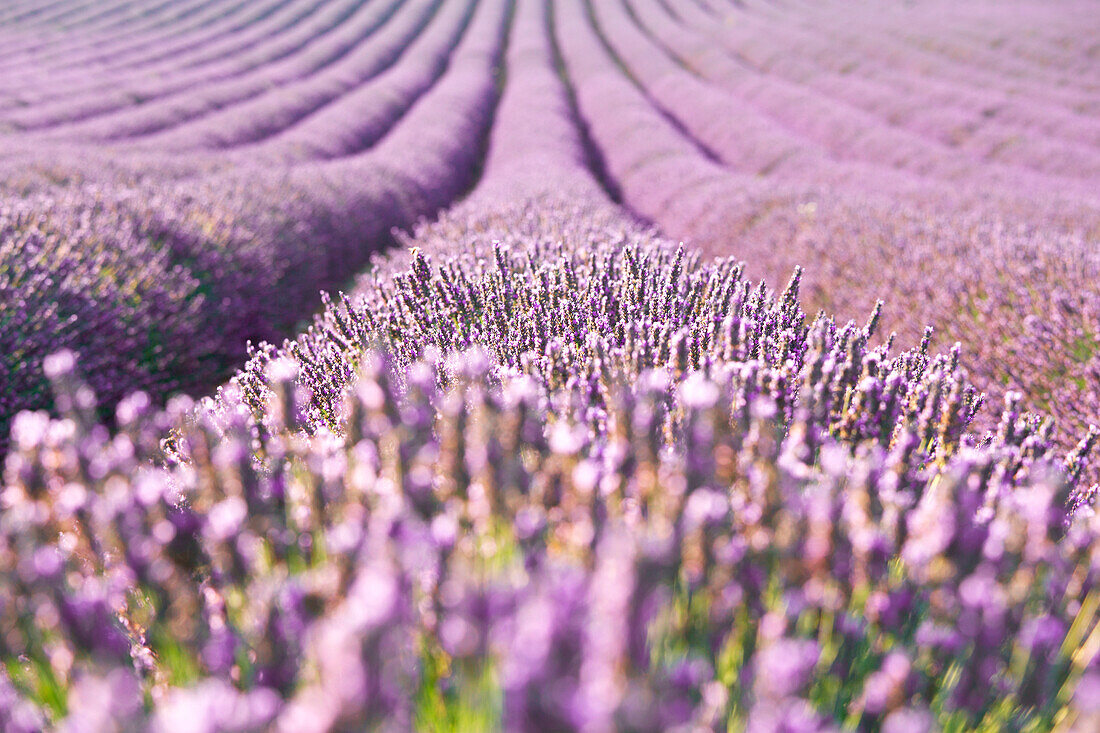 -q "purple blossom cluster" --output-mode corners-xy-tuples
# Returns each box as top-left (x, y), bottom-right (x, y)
(2, 201), (1098, 728)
